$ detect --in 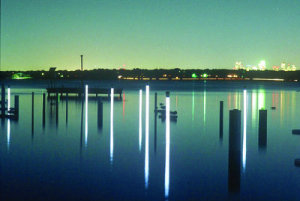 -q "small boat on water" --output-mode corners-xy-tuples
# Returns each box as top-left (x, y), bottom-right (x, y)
(292, 129), (300, 135)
